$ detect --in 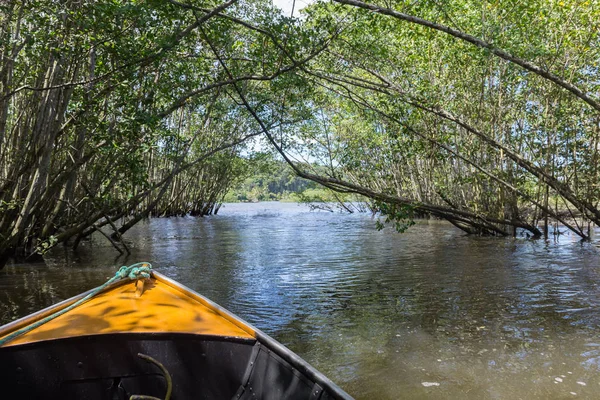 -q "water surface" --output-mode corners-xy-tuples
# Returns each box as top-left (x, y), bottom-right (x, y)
(2, 202), (600, 399)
